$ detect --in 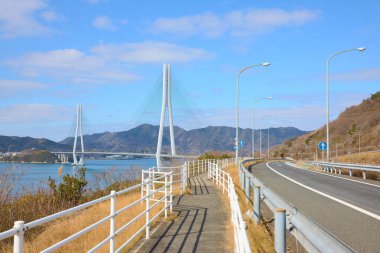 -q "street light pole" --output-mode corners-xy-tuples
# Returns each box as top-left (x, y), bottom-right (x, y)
(252, 97), (272, 158)
(236, 63), (271, 169)
(267, 127), (270, 159)
(326, 47), (365, 161)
